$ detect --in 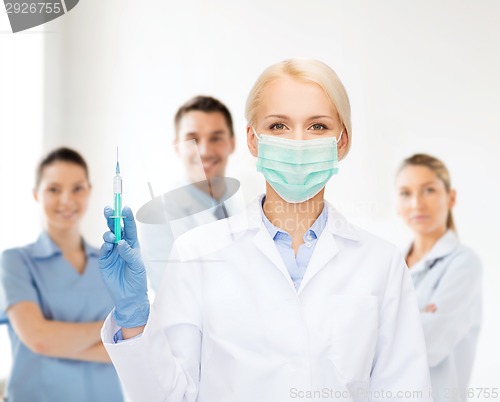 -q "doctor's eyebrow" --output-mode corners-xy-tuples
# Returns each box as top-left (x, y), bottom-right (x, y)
(263, 114), (335, 121)
(306, 115), (336, 121)
(263, 114), (291, 120)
